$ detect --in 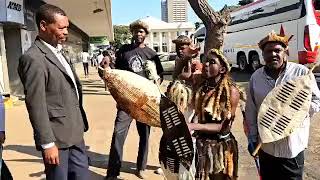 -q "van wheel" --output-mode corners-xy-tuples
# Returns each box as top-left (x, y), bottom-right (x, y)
(238, 54), (247, 71)
(250, 54), (261, 72)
